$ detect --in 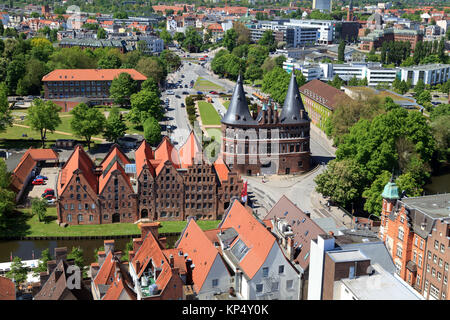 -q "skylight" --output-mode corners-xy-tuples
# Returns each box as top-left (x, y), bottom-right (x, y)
(230, 238), (249, 262)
